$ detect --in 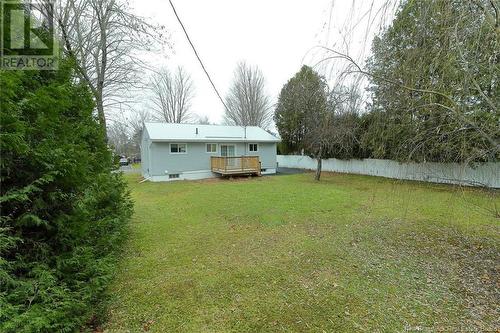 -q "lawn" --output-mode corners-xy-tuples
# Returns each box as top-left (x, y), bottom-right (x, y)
(104, 173), (499, 332)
